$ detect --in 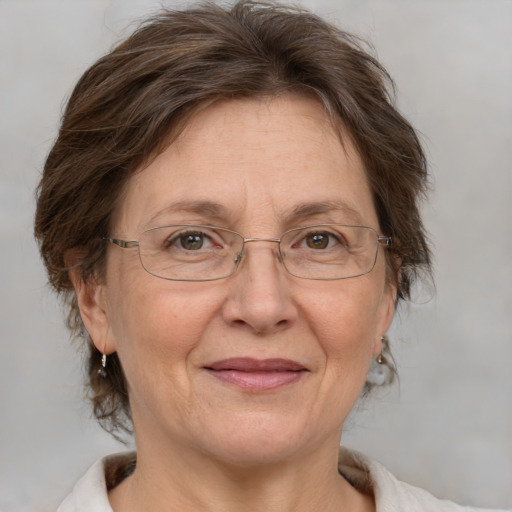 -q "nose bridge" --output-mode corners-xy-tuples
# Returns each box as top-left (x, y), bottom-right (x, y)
(243, 236), (280, 244)
(238, 237), (283, 268)
(225, 234), (296, 334)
